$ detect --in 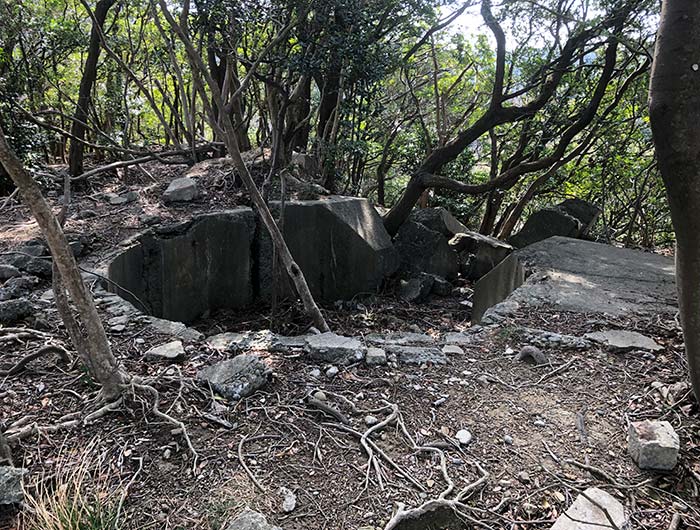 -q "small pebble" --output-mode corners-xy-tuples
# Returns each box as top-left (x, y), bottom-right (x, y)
(325, 366), (339, 378)
(503, 435), (514, 445)
(365, 415), (379, 426)
(310, 368), (321, 378)
(533, 419), (546, 427)
(517, 471), (530, 483)
(313, 390), (327, 401)
(456, 429), (472, 445)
